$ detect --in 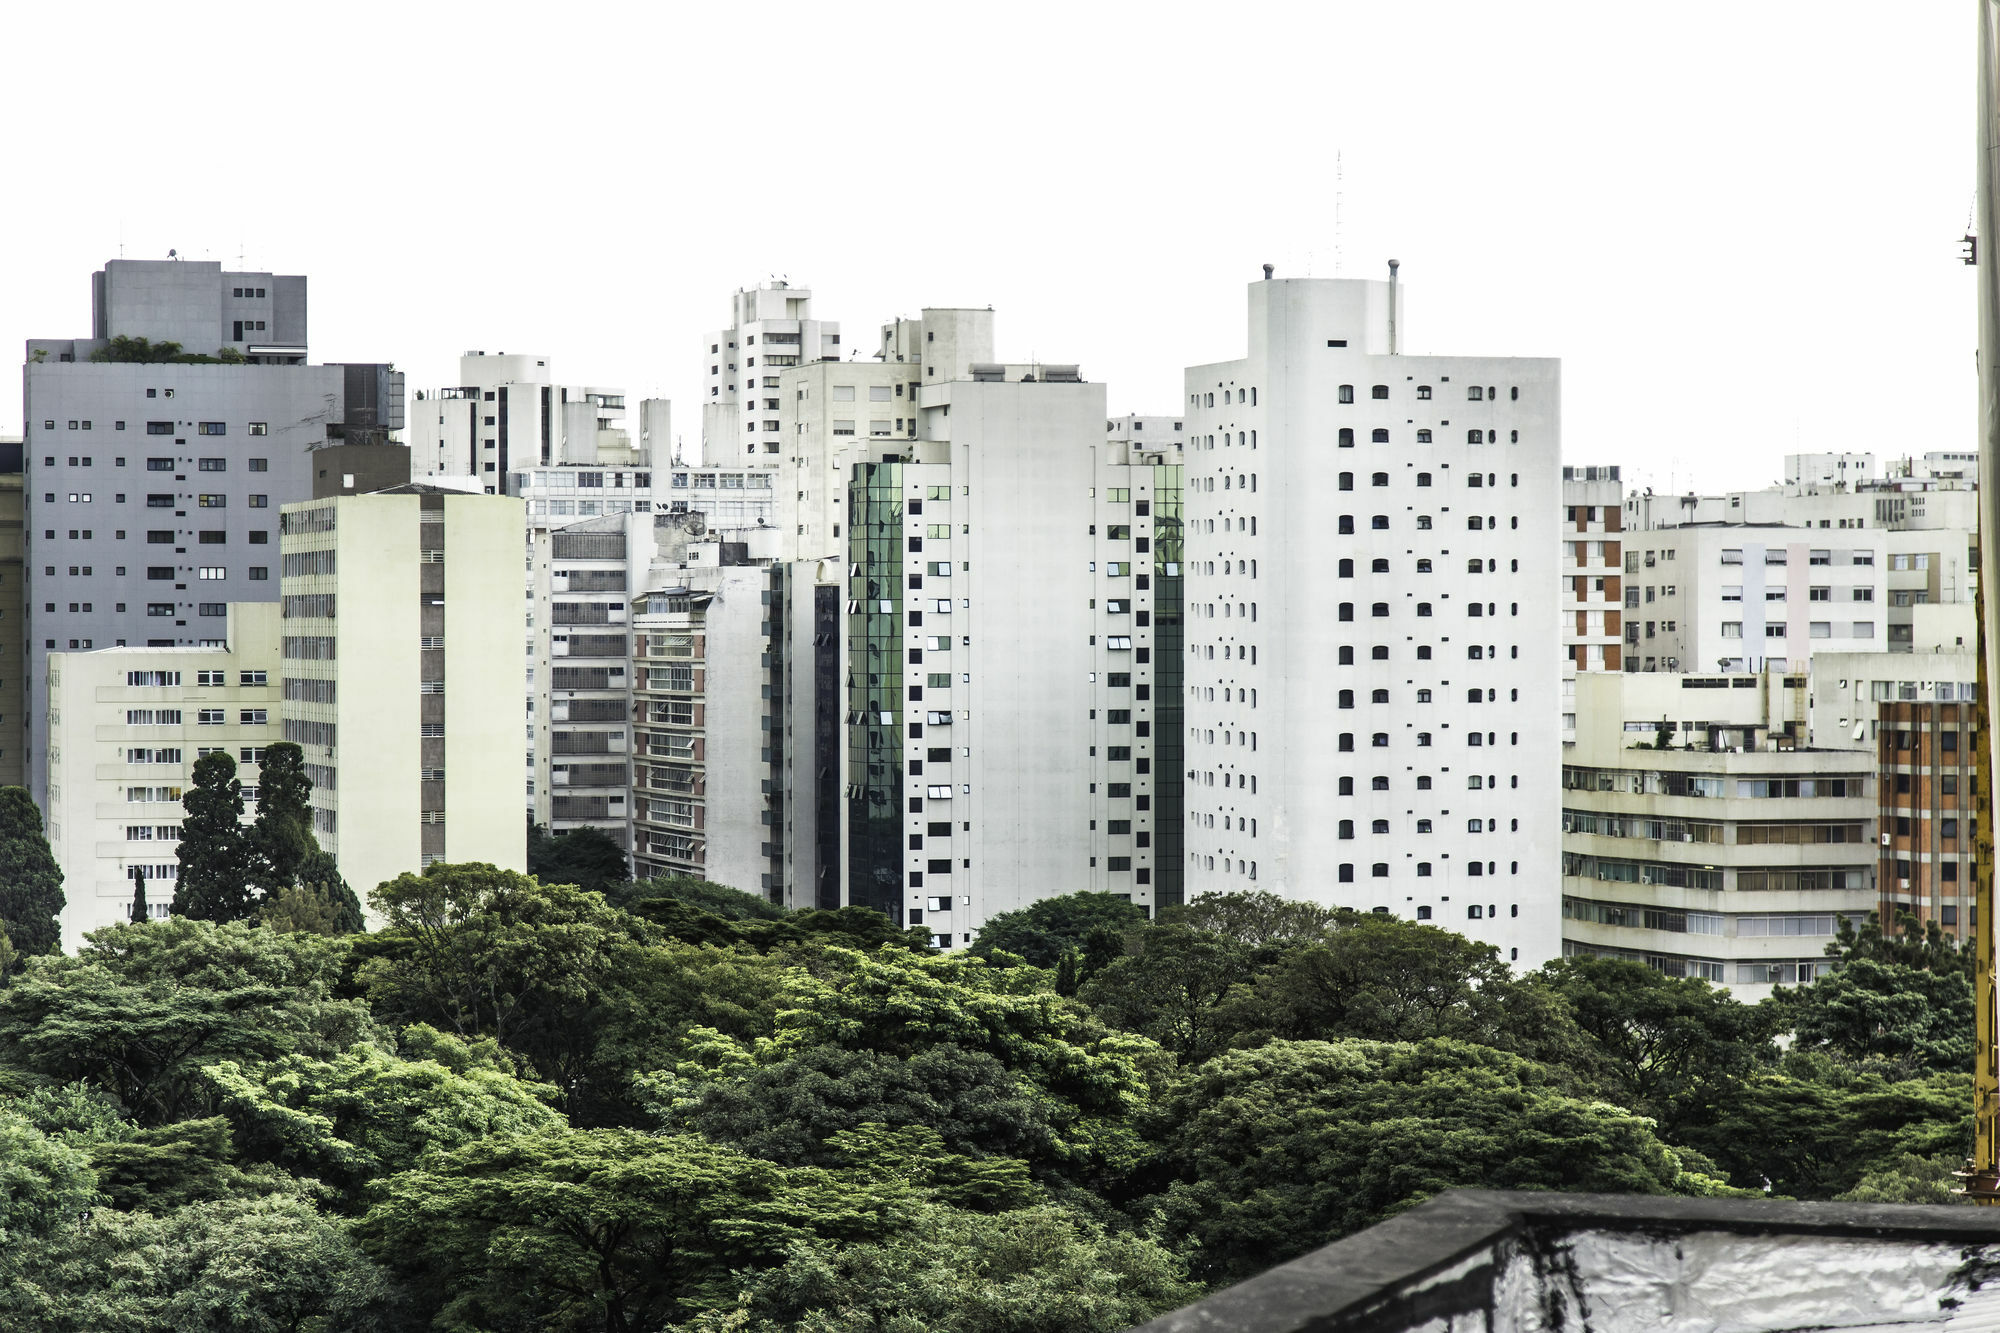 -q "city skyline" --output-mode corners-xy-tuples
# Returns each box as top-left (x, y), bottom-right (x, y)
(1, 4), (1974, 492)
